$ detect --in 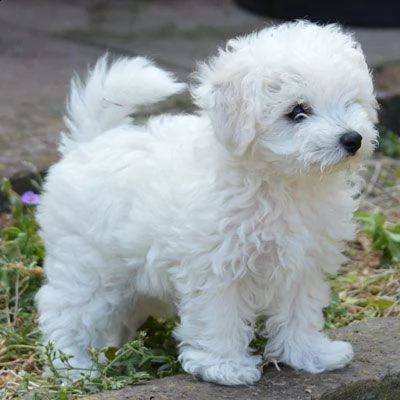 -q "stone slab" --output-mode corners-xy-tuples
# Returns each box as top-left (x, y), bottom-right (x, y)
(82, 317), (400, 400)
(0, 23), (106, 178)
